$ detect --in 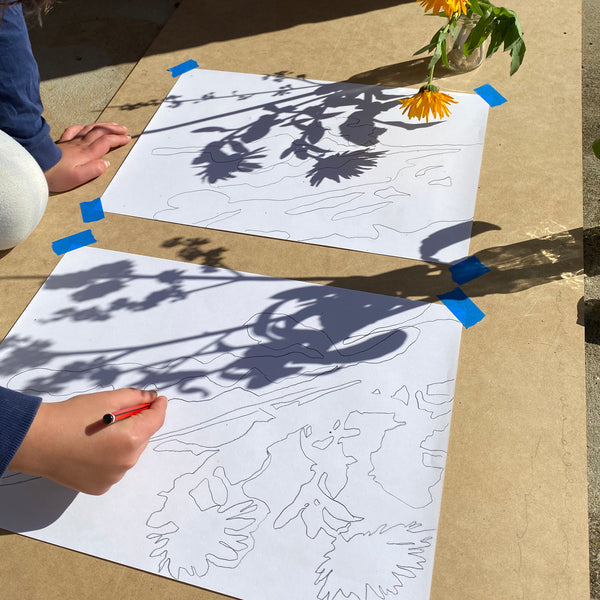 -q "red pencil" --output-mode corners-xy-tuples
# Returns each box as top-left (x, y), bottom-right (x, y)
(102, 402), (152, 424)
